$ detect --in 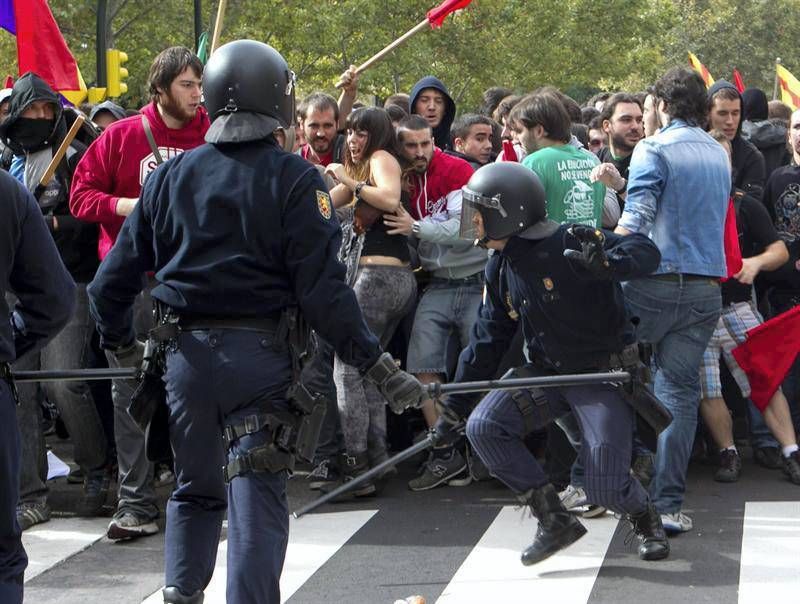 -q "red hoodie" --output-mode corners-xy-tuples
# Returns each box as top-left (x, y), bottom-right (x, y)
(70, 102), (210, 259)
(407, 148), (474, 221)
